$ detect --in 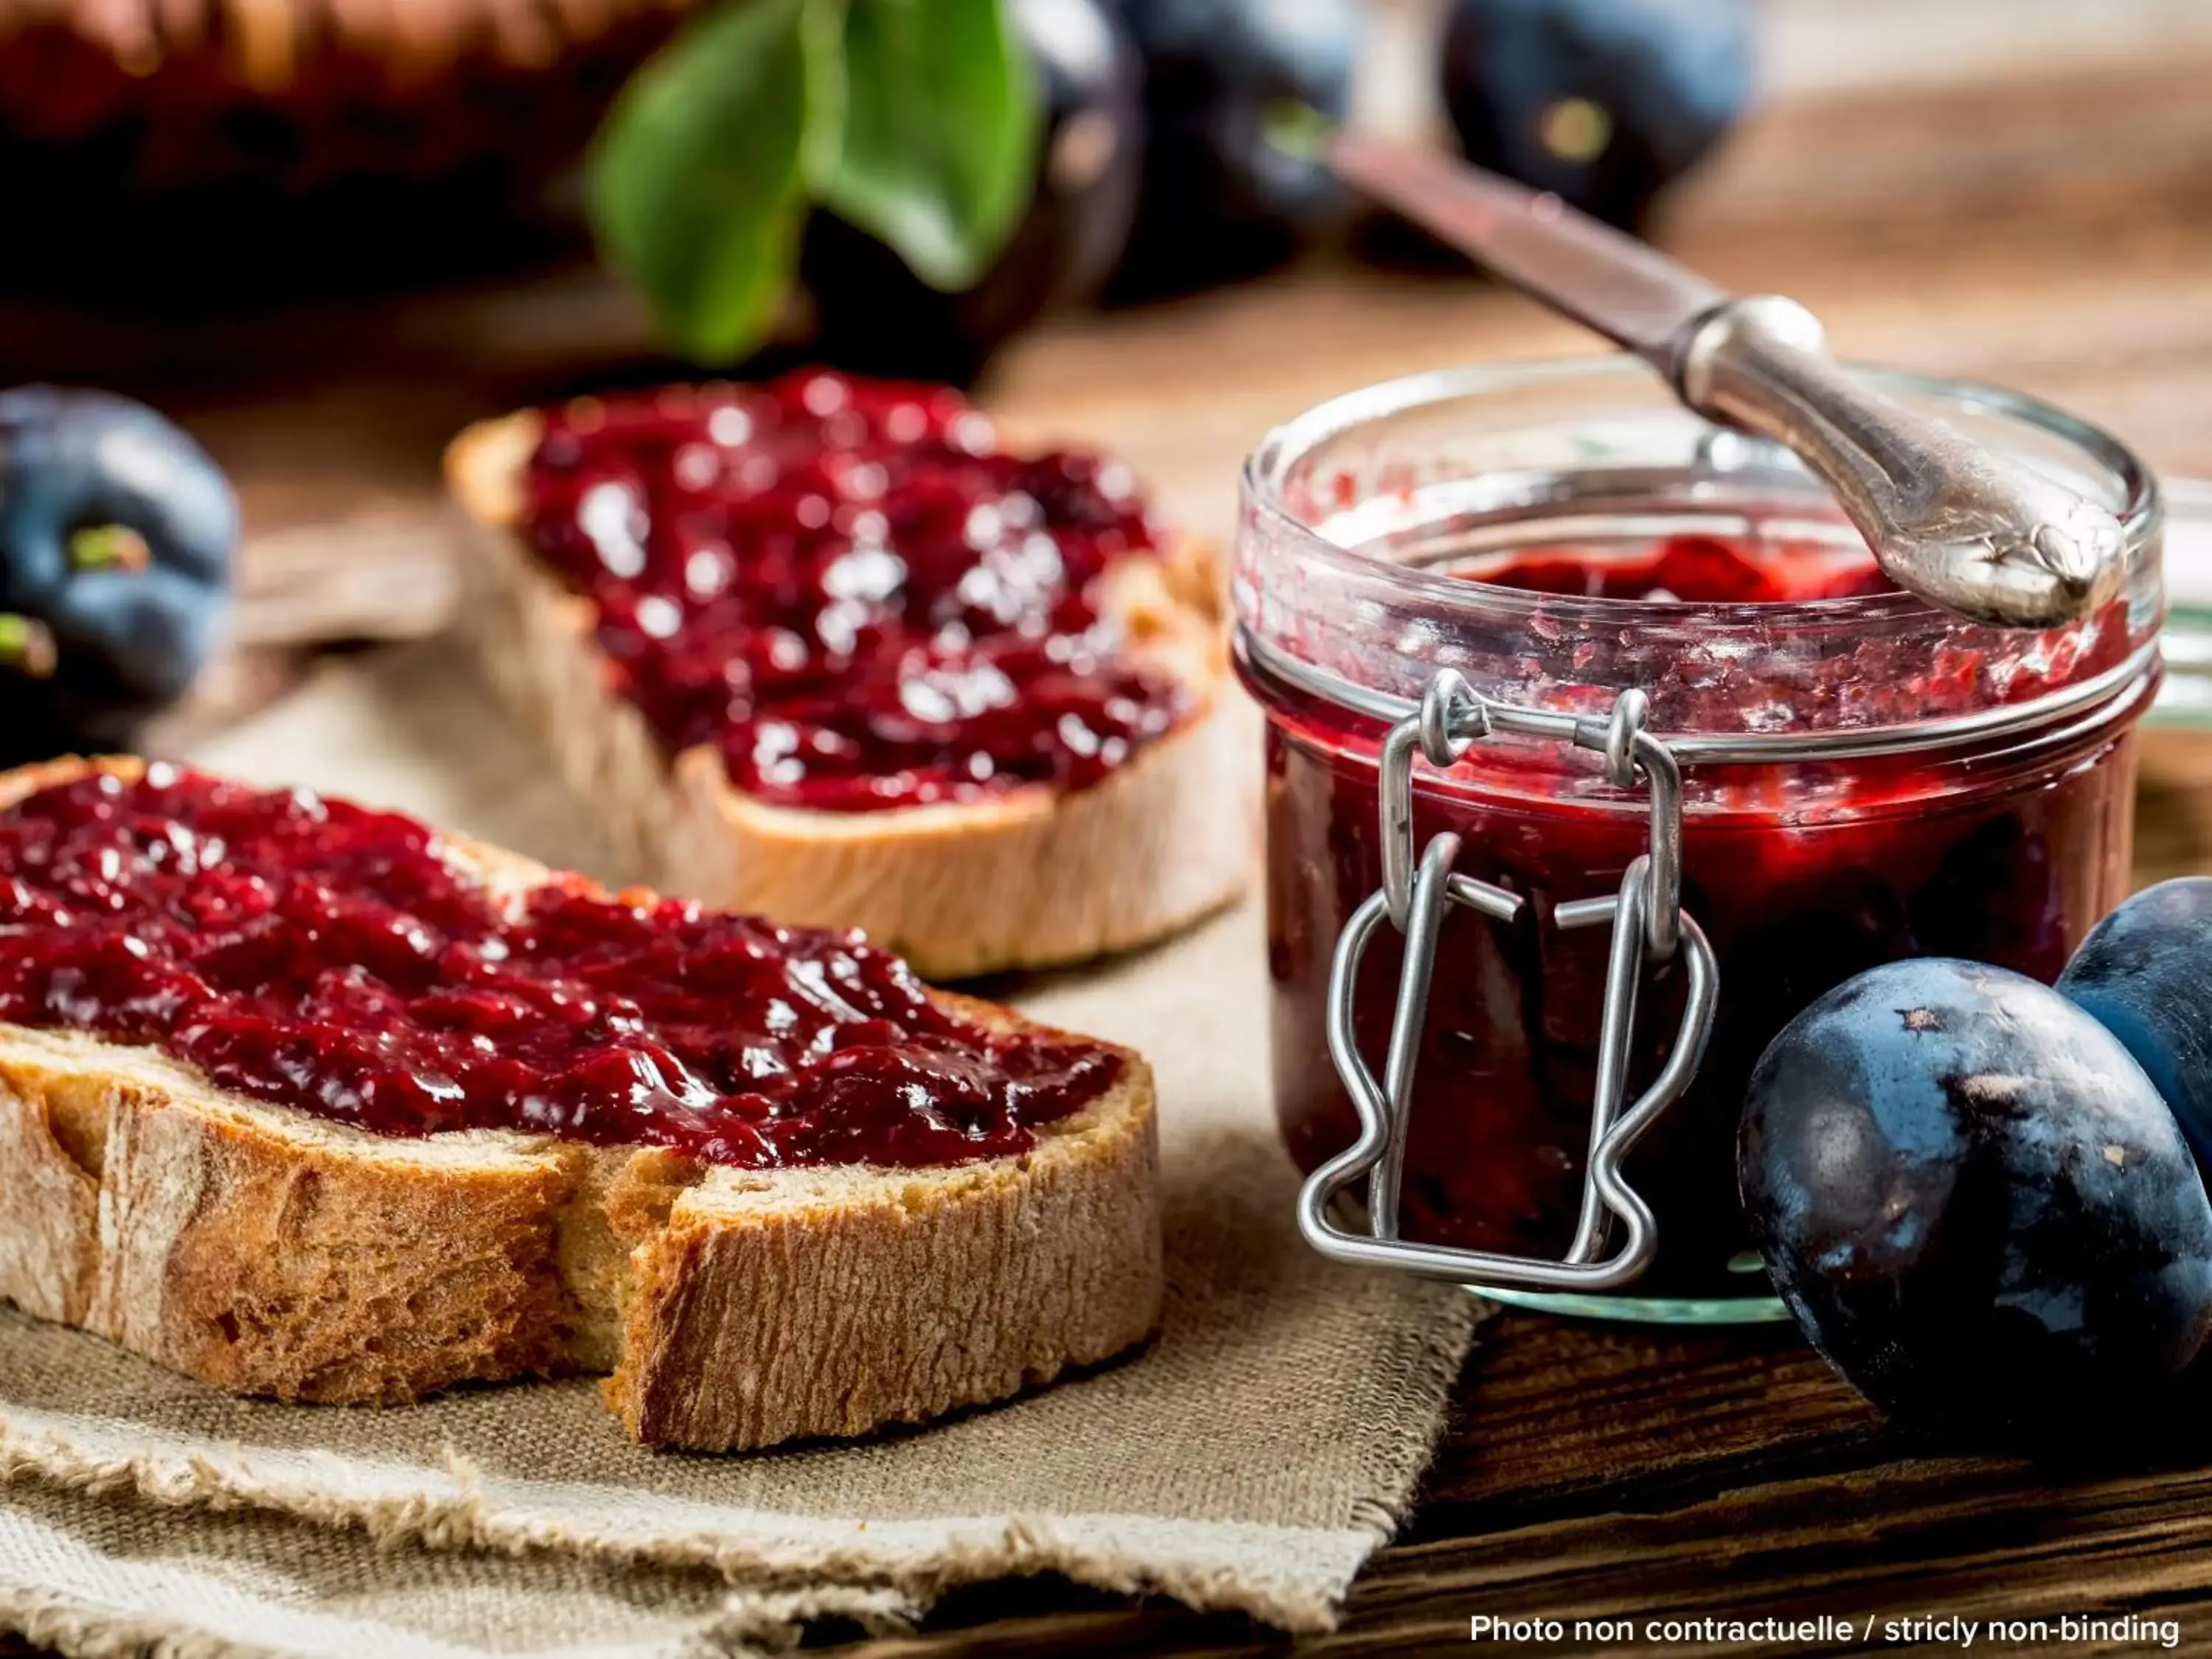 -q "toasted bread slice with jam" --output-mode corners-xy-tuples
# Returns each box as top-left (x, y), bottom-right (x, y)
(0, 758), (1161, 1450)
(445, 404), (1251, 982)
